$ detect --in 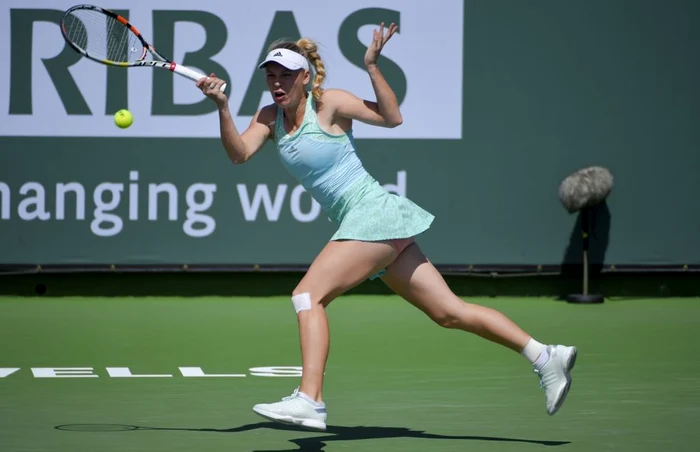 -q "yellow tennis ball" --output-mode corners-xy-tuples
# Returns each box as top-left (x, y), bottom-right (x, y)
(114, 109), (133, 129)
